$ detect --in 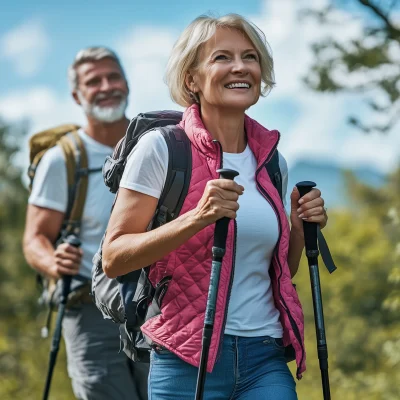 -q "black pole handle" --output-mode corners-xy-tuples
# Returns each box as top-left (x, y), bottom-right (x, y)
(43, 234), (81, 400)
(195, 169), (239, 400)
(296, 181), (331, 399)
(296, 180), (316, 198)
(213, 169), (239, 250)
(64, 234), (81, 248)
(60, 235), (81, 305)
(296, 181), (318, 254)
(217, 168), (239, 181)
